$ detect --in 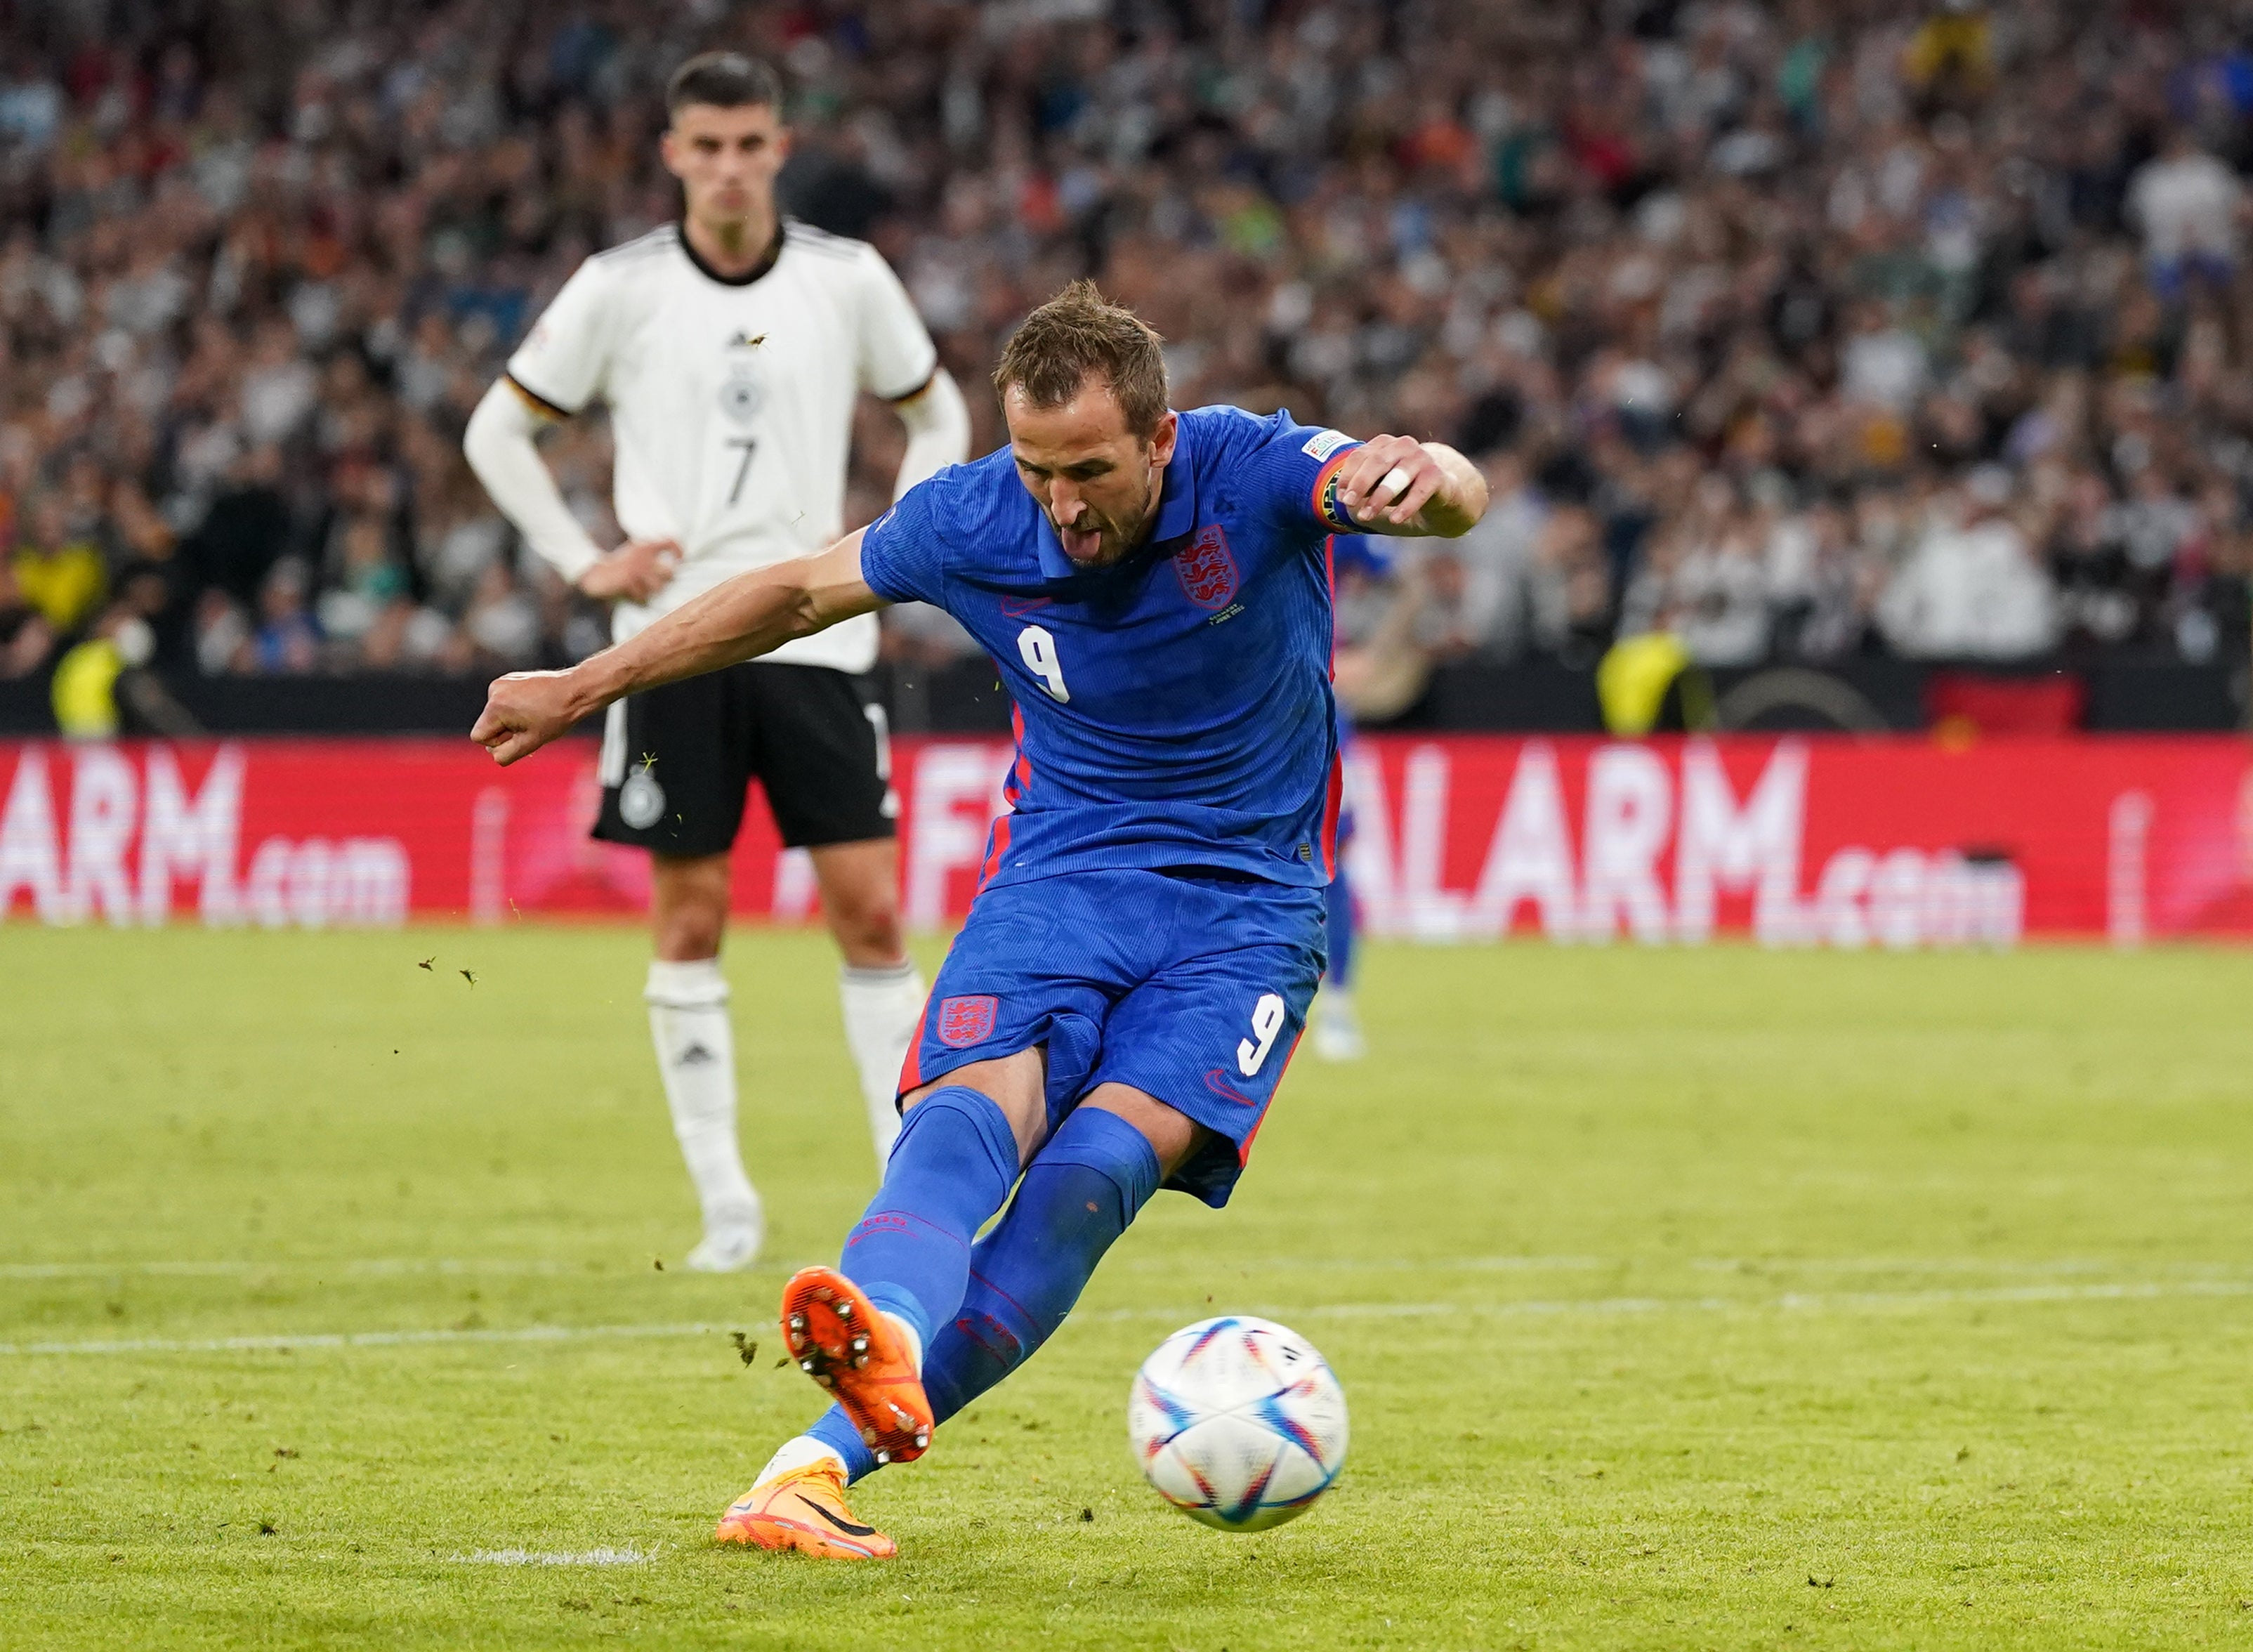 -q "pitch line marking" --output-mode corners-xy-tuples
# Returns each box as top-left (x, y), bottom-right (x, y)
(15, 1254), (2232, 1283)
(0, 1256), (1608, 1281)
(1244, 1278), (2253, 1321)
(1687, 1257), (2207, 1277)
(0, 1259), (810, 1282)
(7, 1280), (2253, 1358)
(0, 1321), (722, 1357)
(1119, 1254), (1610, 1275)
(453, 1547), (655, 1566)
